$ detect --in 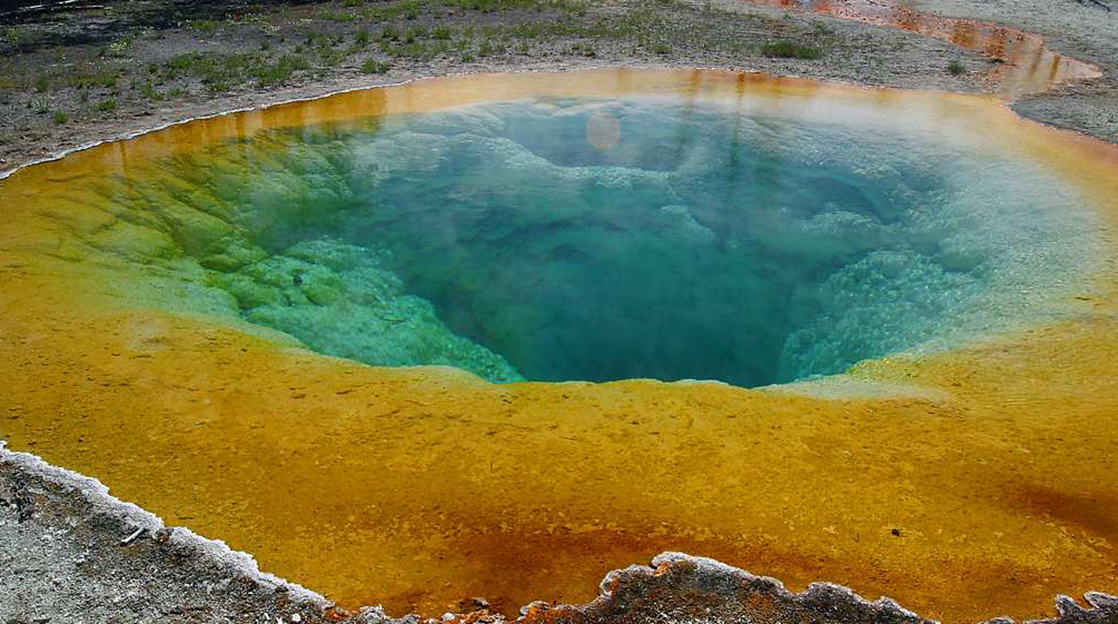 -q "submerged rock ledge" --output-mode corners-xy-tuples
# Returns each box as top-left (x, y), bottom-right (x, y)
(2, 443), (1114, 624)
